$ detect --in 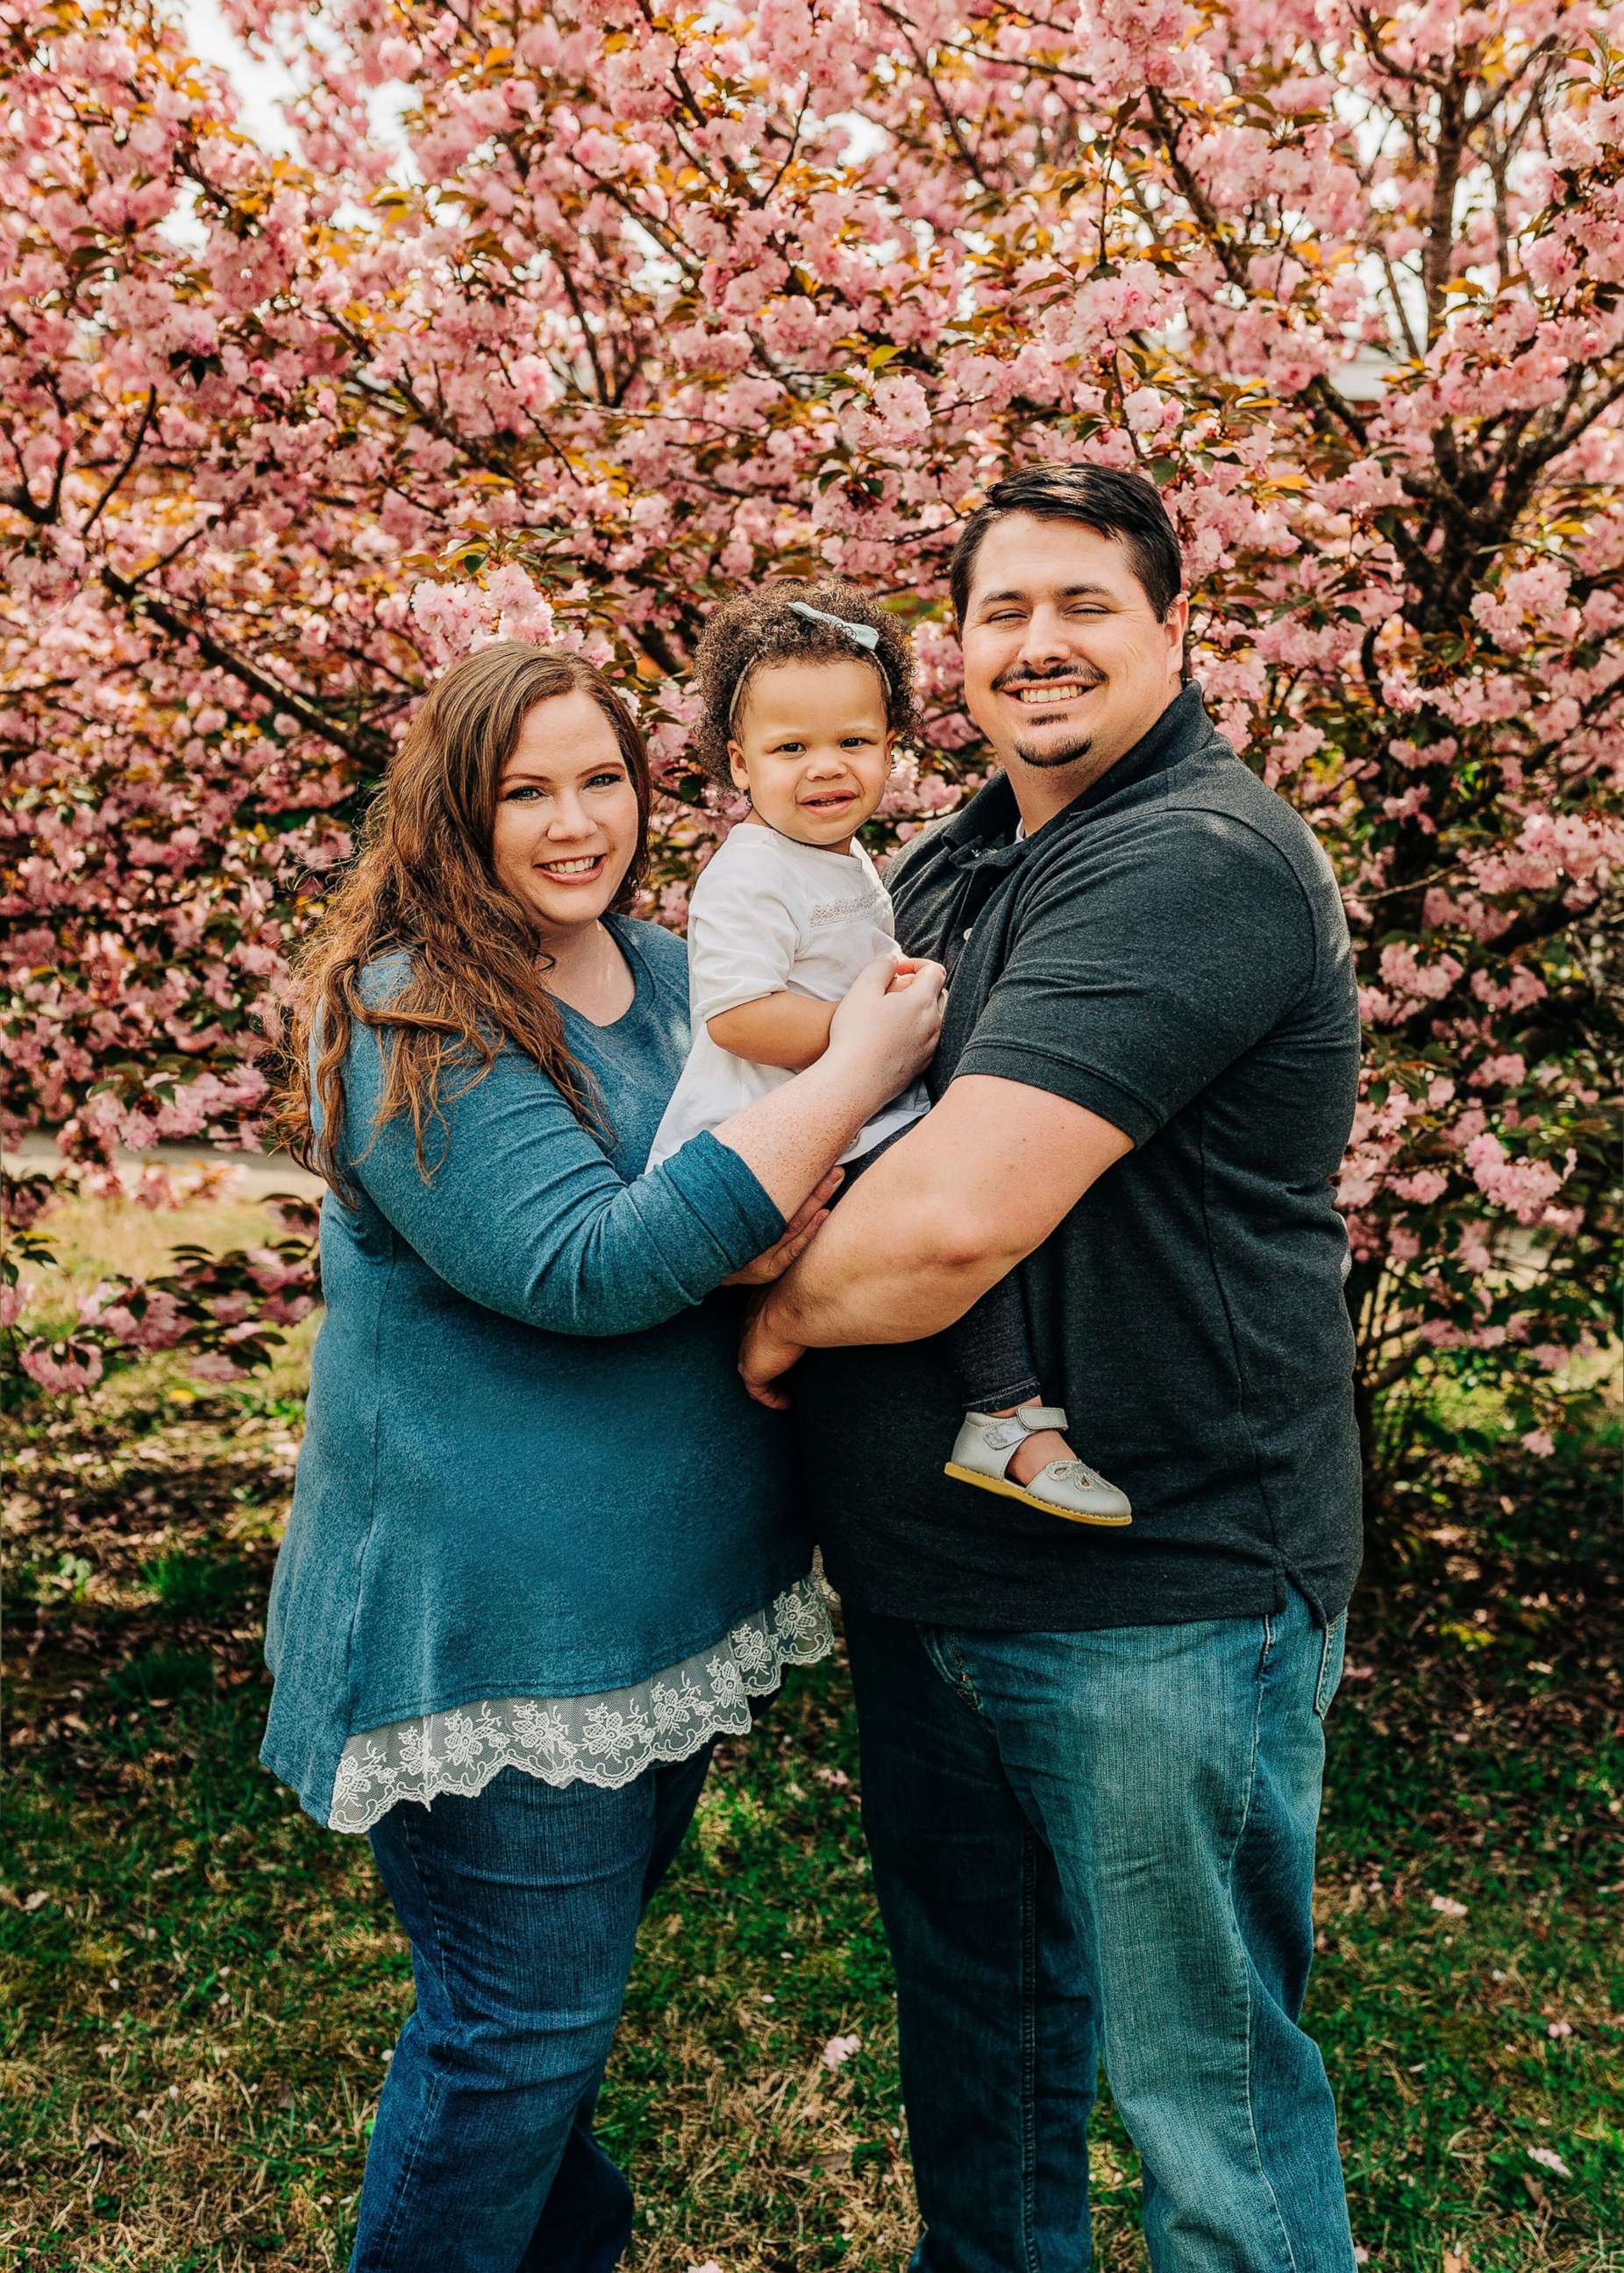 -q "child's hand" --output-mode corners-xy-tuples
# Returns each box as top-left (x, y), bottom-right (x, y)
(721, 1166), (843, 1287)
